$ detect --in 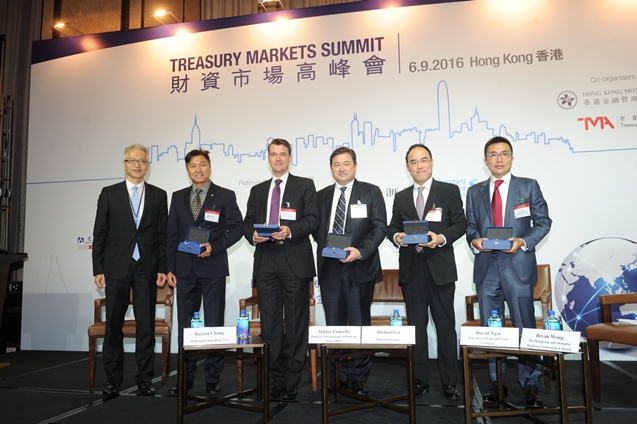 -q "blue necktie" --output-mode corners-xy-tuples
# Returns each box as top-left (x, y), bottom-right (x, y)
(131, 186), (140, 260)
(332, 187), (347, 234)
